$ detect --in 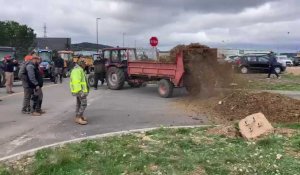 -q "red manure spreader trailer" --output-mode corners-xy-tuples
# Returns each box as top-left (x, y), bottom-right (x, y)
(89, 47), (216, 98)
(127, 52), (185, 97)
